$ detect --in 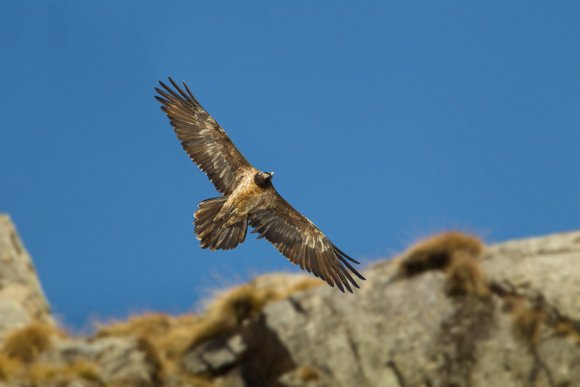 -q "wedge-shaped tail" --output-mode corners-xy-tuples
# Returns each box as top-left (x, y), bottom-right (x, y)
(194, 197), (248, 251)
